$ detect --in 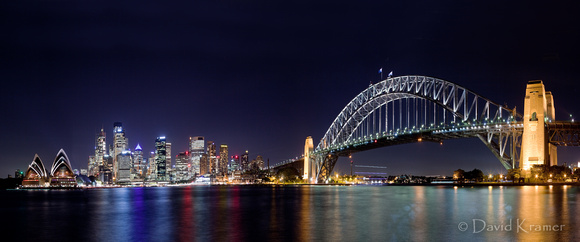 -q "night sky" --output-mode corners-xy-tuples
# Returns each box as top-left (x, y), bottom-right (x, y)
(2, 1), (580, 177)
